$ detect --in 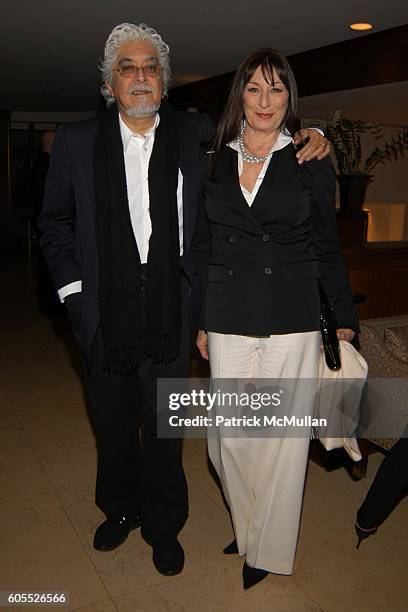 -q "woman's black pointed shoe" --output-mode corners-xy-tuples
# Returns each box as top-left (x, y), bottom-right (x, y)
(223, 539), (238, 554)
(355, 522), (378, 549)
(242, 561), (269, 589)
